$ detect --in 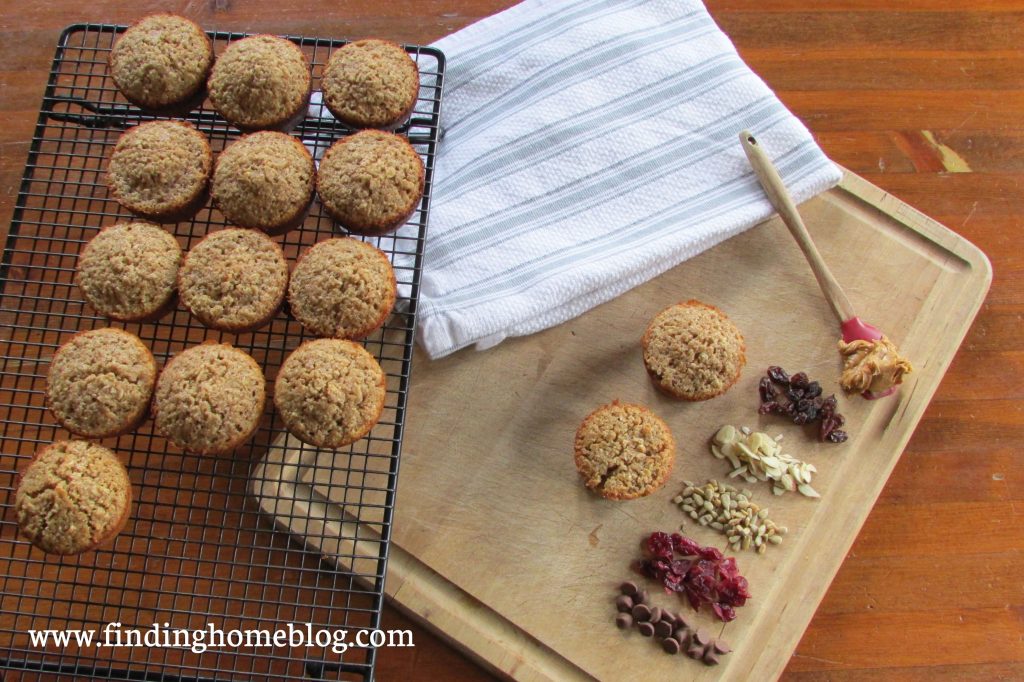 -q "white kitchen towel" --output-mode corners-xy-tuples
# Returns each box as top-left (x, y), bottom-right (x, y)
(421, 0), (842, 357)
